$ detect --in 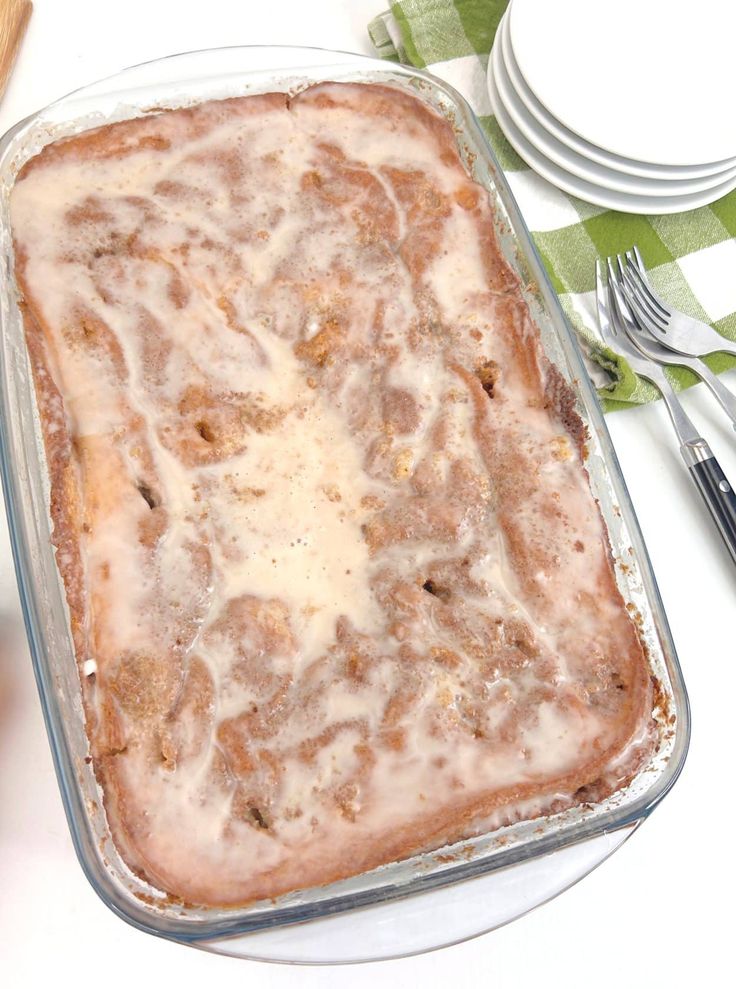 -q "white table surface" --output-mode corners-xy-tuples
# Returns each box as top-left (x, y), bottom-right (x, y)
(1, 1), (732, 984)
